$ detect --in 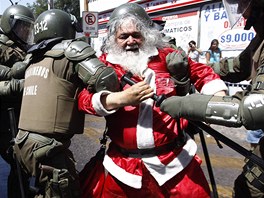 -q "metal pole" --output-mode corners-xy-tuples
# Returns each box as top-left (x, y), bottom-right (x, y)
(47, 0), (54, 10)
(84, 0), (88, 11)
(84, 0), (90, 44)
(199, 130), (218, 198)
(190, 121), (264, 169)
